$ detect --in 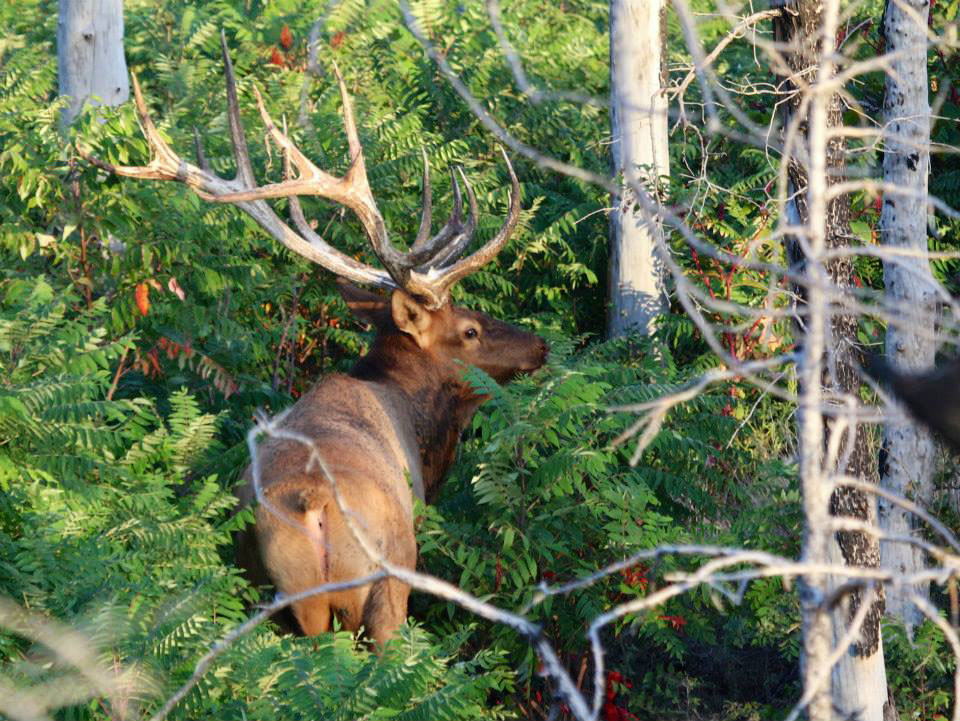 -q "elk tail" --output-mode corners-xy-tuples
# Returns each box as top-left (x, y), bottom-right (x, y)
(296, 485), (329, 512)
